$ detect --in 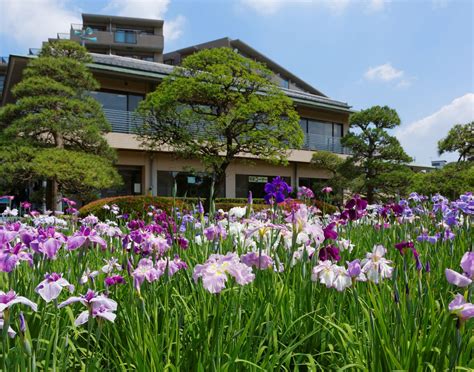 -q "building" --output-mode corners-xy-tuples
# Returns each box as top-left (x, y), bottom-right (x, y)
(431, 160), (447, 169)
(1, 13), (353, 200)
